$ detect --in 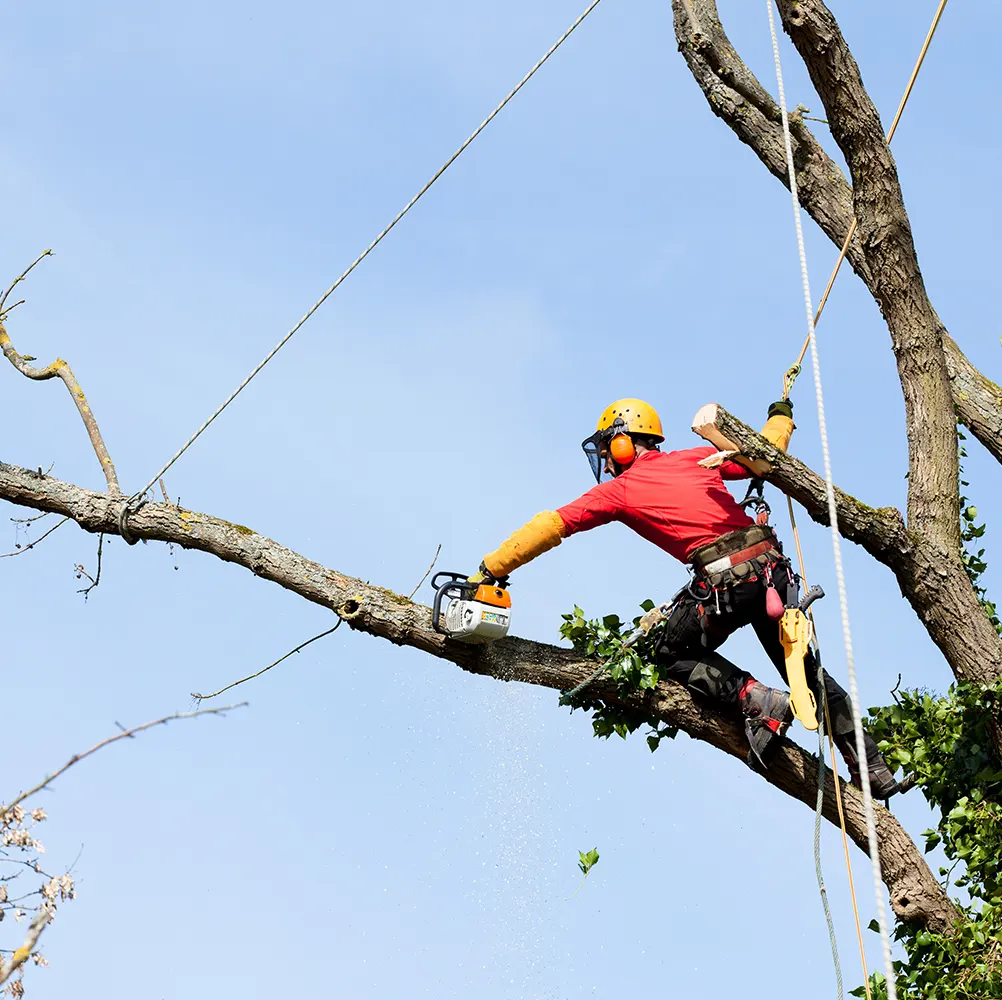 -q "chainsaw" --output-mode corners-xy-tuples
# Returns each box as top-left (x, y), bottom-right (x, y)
(431, 571), (511, 643)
